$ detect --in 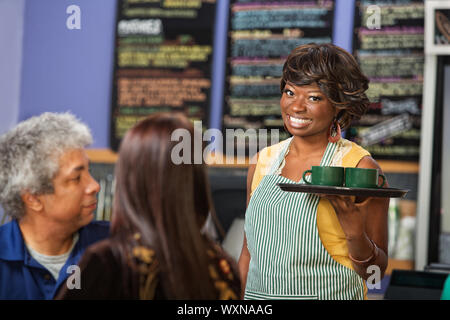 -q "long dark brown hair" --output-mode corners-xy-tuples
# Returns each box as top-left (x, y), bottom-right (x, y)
(111, 112), (217, 299)
(280, 43), (370, 130)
